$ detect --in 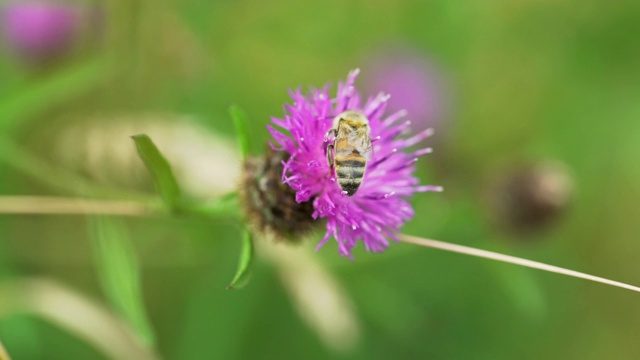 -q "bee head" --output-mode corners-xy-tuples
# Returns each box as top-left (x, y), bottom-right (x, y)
(333, 110), (369, 130)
